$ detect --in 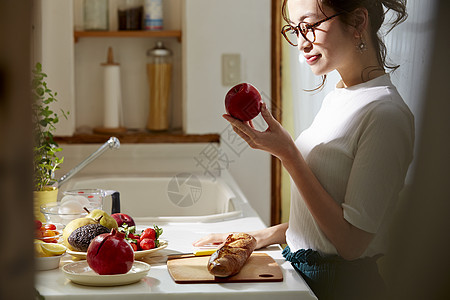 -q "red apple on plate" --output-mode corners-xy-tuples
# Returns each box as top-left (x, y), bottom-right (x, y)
(225, 83), (262, 121)
(111, 213), (135, 228)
